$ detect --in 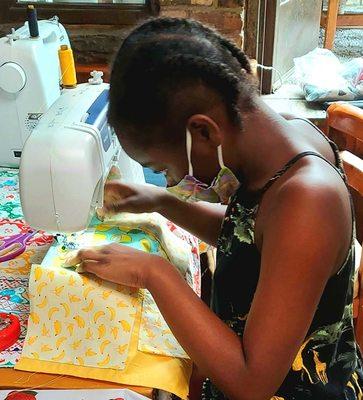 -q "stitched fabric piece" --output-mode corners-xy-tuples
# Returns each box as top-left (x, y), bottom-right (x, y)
(21, 264), (138, 370)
